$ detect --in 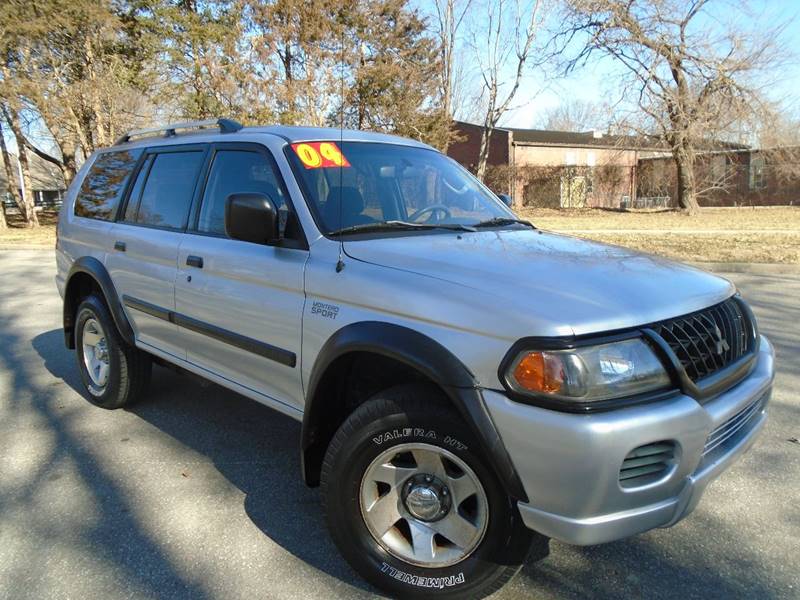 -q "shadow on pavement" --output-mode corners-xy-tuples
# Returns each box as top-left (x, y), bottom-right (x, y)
(30, 324), (785, 599)
(31, 327), (373, 594)
(0, 325), (211, 600)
